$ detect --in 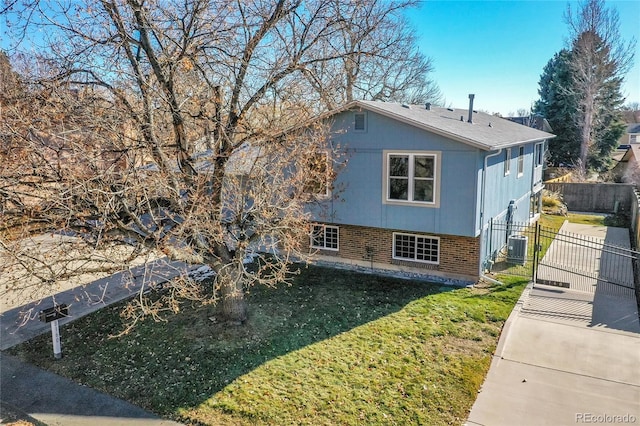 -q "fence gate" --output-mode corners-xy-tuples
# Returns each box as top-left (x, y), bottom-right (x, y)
(488, 220), (638, 298)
